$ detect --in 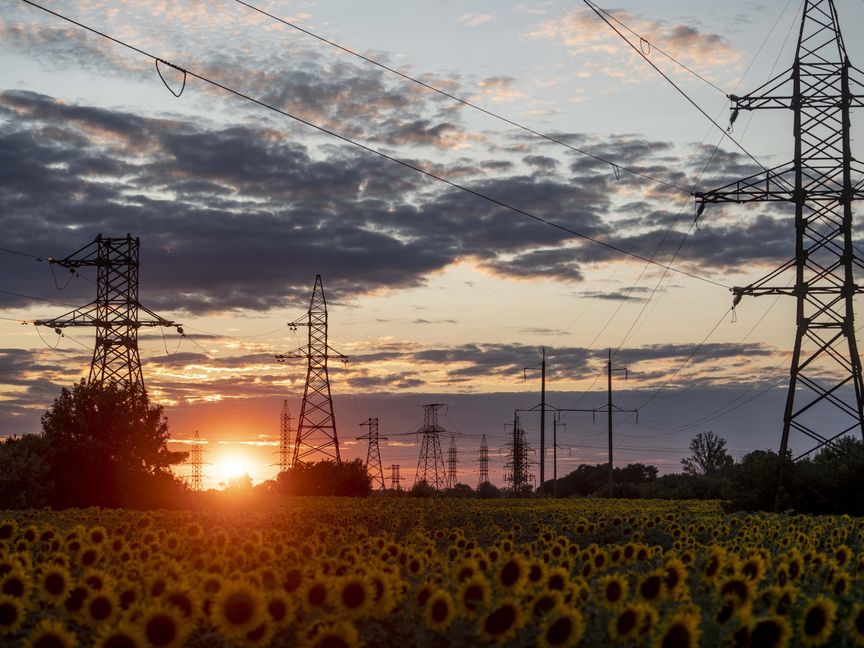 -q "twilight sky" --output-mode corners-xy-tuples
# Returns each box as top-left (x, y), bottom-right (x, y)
(2, 0), (864, 489)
